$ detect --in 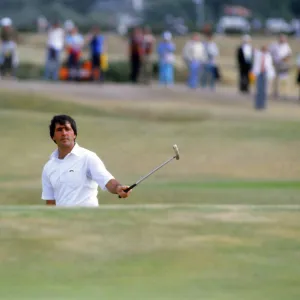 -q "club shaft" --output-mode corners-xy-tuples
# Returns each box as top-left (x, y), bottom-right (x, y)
(135, 156), (175, 186)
